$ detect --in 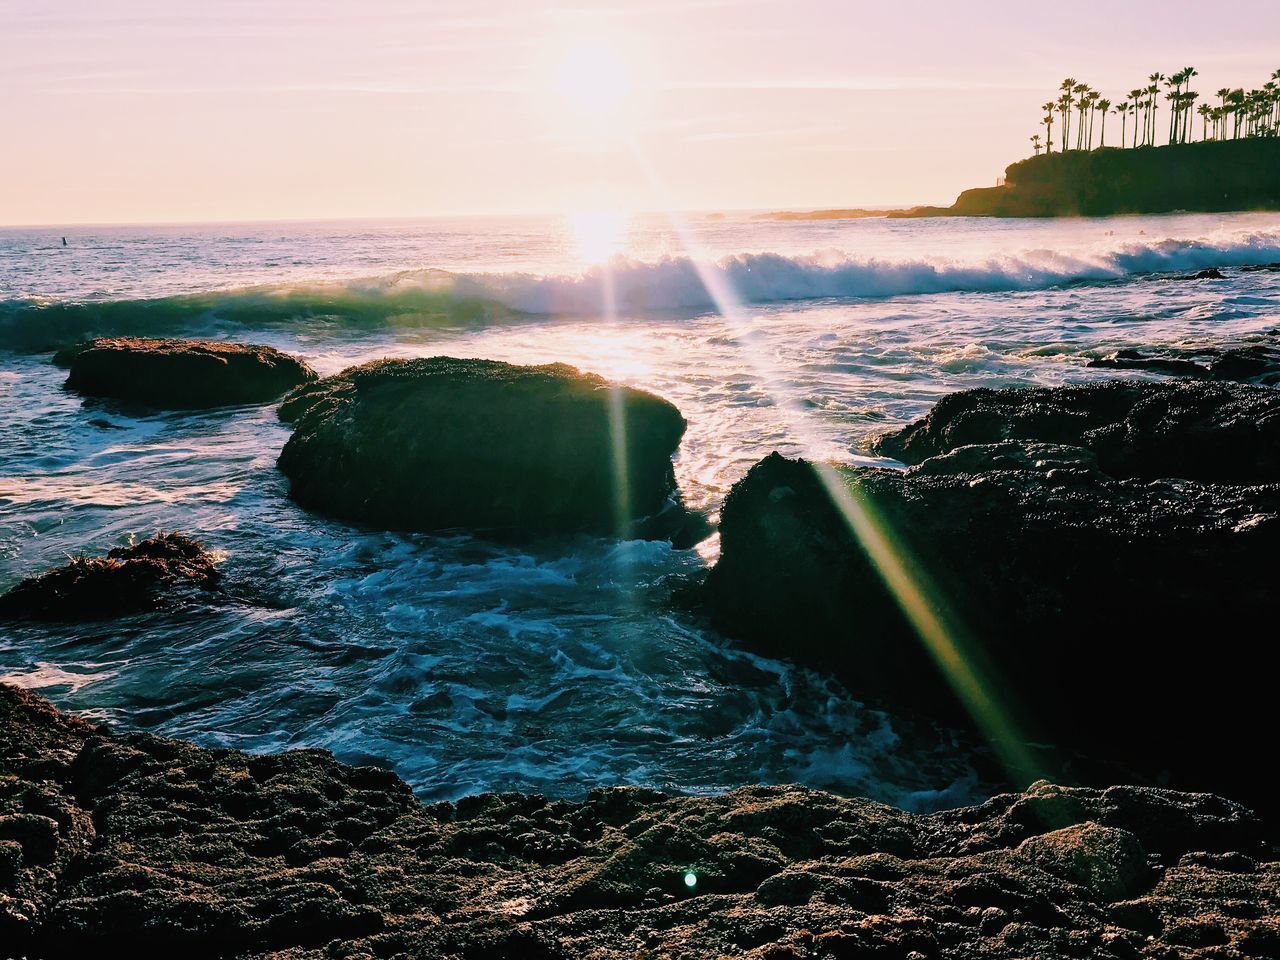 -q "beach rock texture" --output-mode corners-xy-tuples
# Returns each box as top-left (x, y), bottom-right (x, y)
(868, 379), (1280, 485)
(700, 442), (1279, 809)
(0, 533), (221, 620)
(2, 684), (1275, 958)
(1088, 338), (1280, 387)
(278, 356), (699, 542)
(58, 337), (316, 409)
